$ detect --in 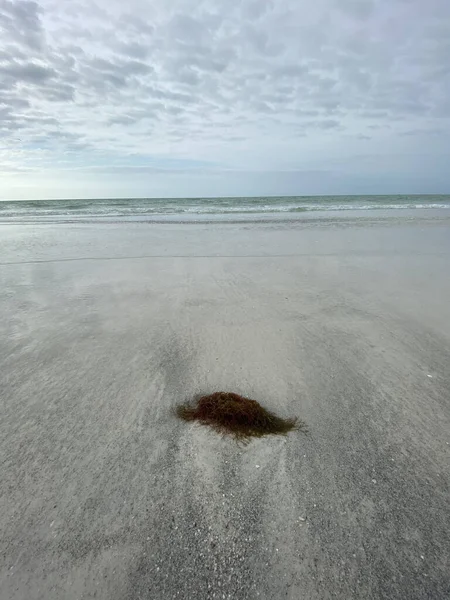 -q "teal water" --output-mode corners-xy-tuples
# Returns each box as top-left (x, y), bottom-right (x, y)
(1, 195), (449, 222)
